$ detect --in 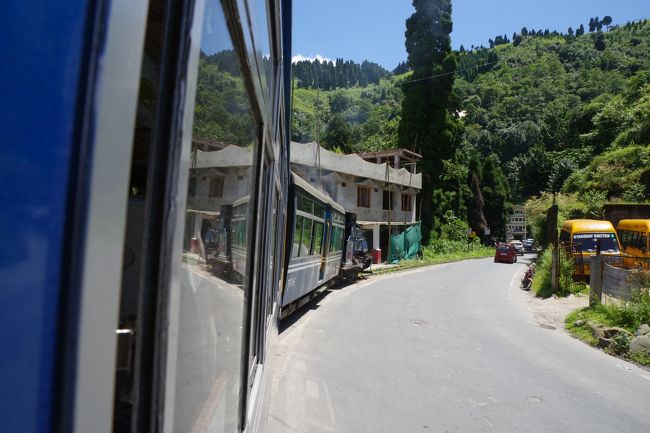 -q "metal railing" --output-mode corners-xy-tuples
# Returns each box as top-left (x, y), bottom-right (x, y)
(558, 242), (585, 281)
